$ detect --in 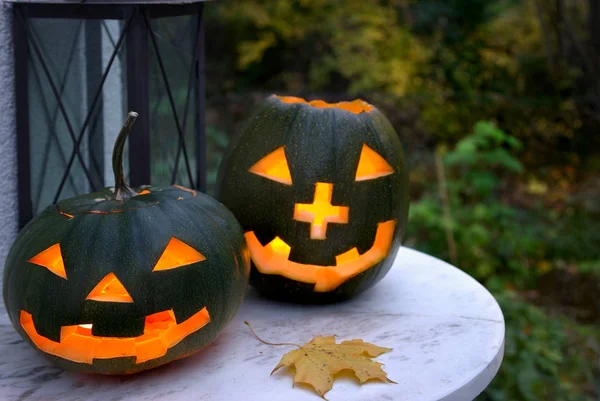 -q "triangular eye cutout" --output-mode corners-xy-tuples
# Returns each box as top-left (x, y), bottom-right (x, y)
(153, 237), (206, 272)
(355, 144), (394, 181)
(248, 146), (293, 185)
(28, 244), (67, 279)
(86, 272), (133, 303)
